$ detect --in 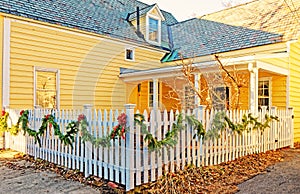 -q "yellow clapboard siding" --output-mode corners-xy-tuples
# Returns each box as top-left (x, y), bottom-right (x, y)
(11, 23), (99, 45)
(290, 40), (300, 142)
(8, 19), (166, 110)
